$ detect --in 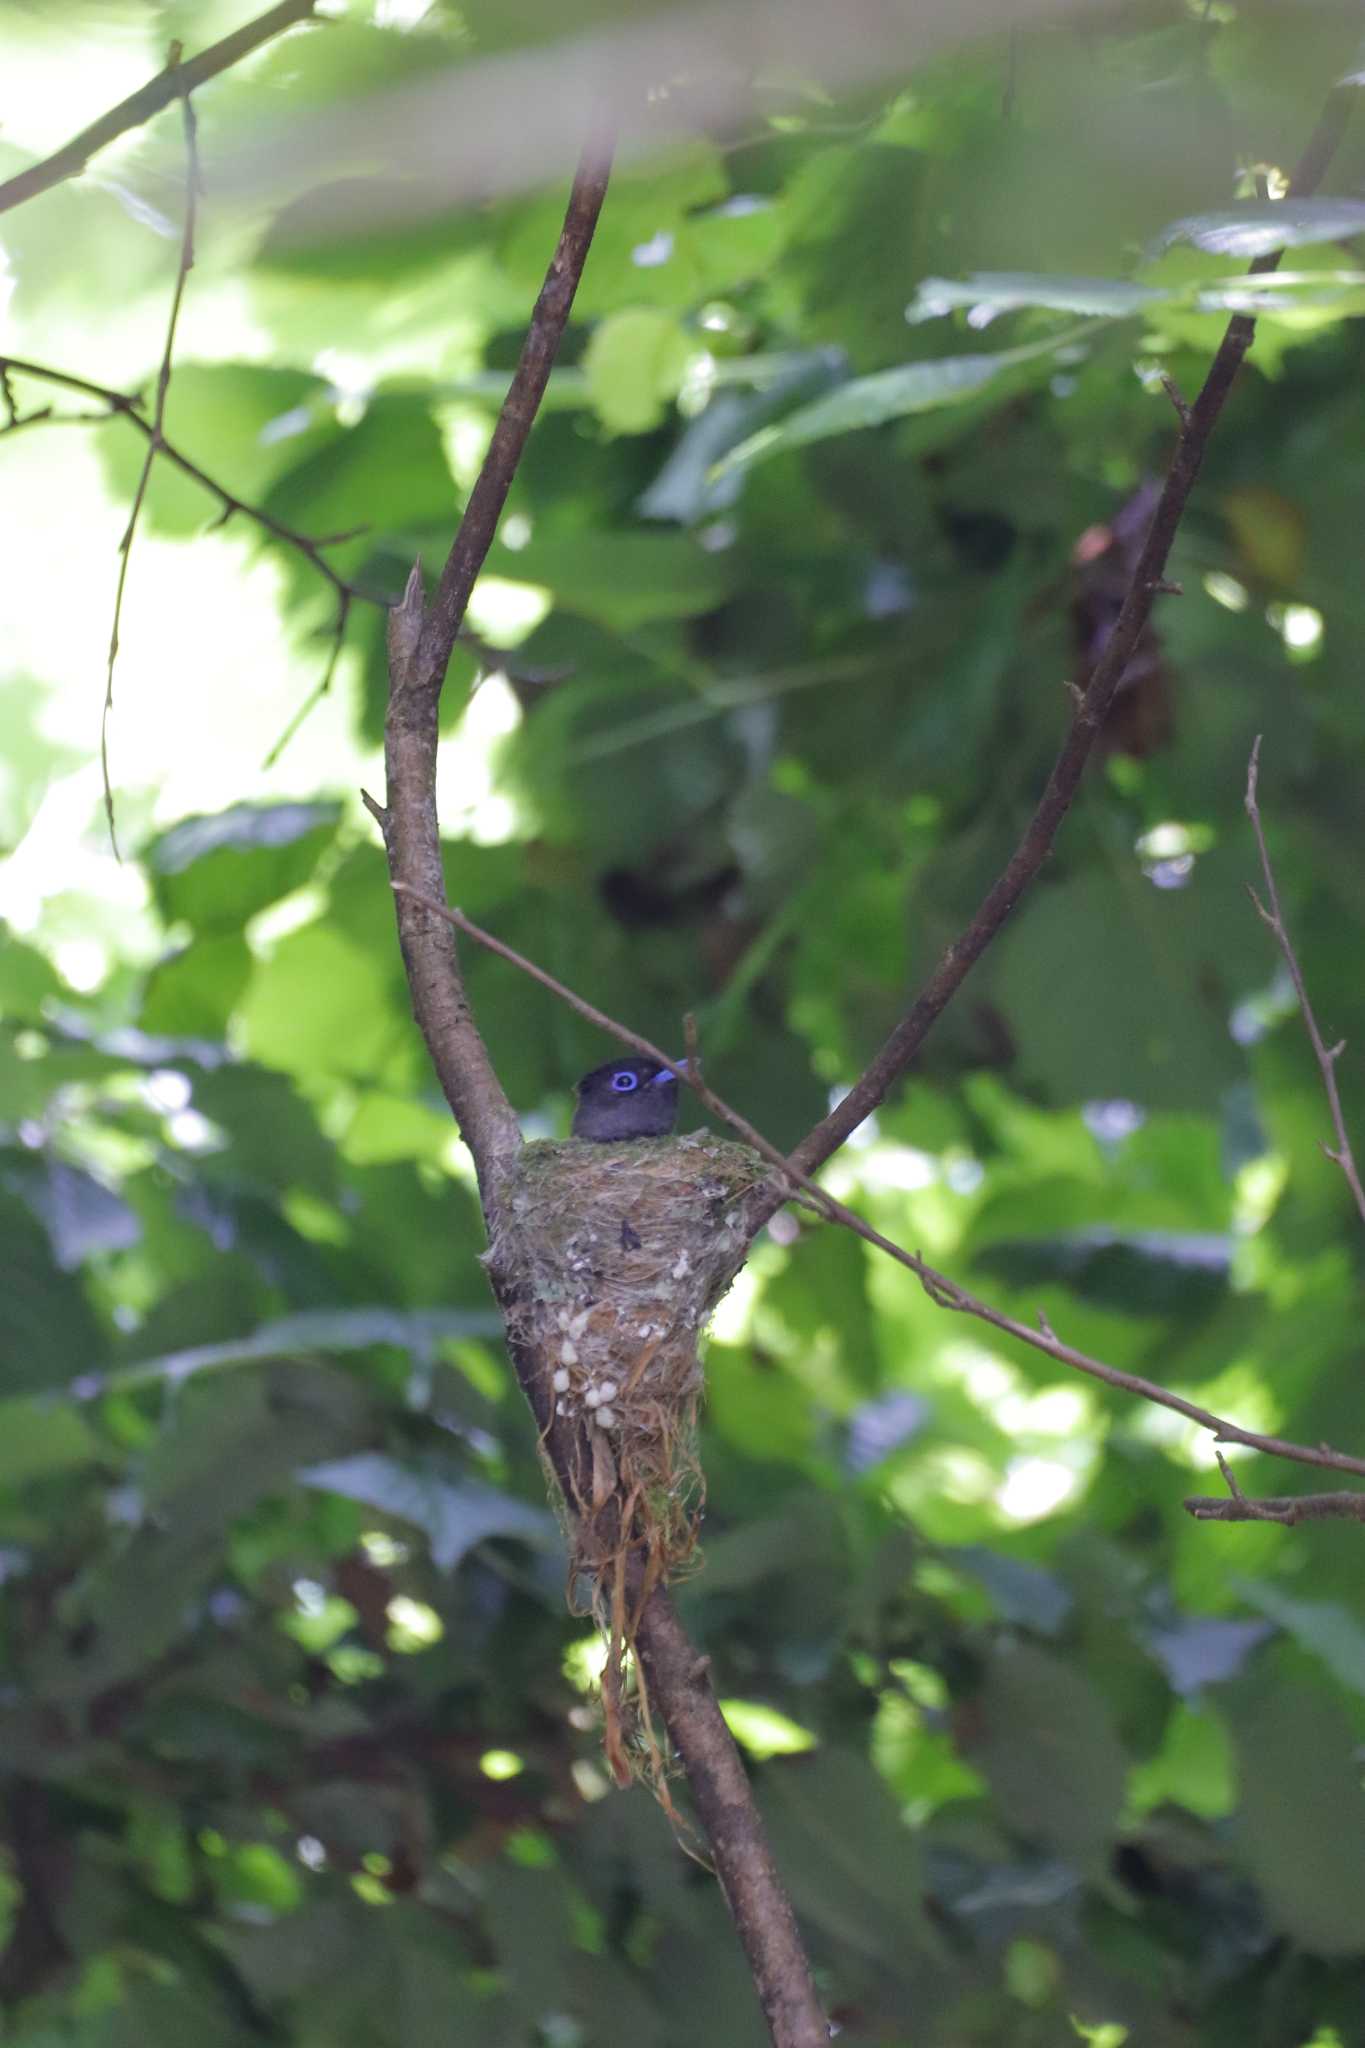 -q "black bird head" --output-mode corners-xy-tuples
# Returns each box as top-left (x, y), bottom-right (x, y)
(571, 1057), (680, 1142)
